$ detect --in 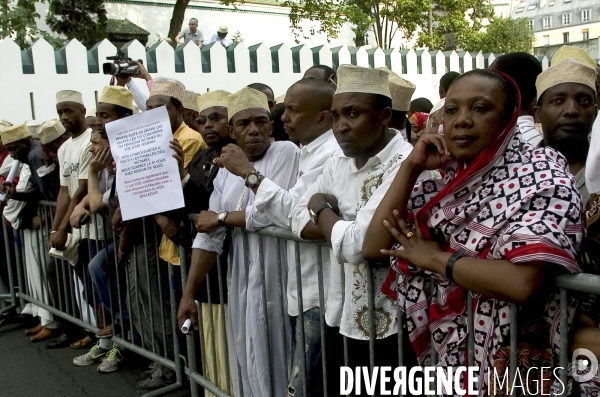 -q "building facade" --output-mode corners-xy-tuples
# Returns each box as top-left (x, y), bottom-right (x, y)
(511, 0), (600, 60)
